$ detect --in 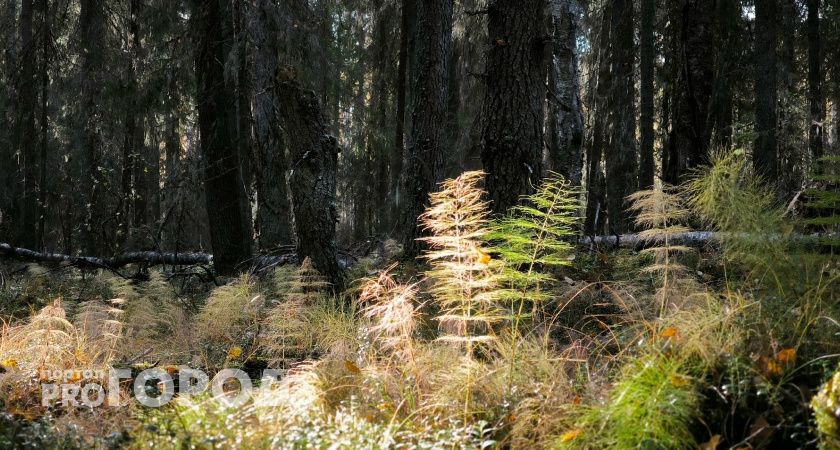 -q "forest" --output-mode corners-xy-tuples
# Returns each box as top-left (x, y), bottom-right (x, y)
(0, 0), (839, 448)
